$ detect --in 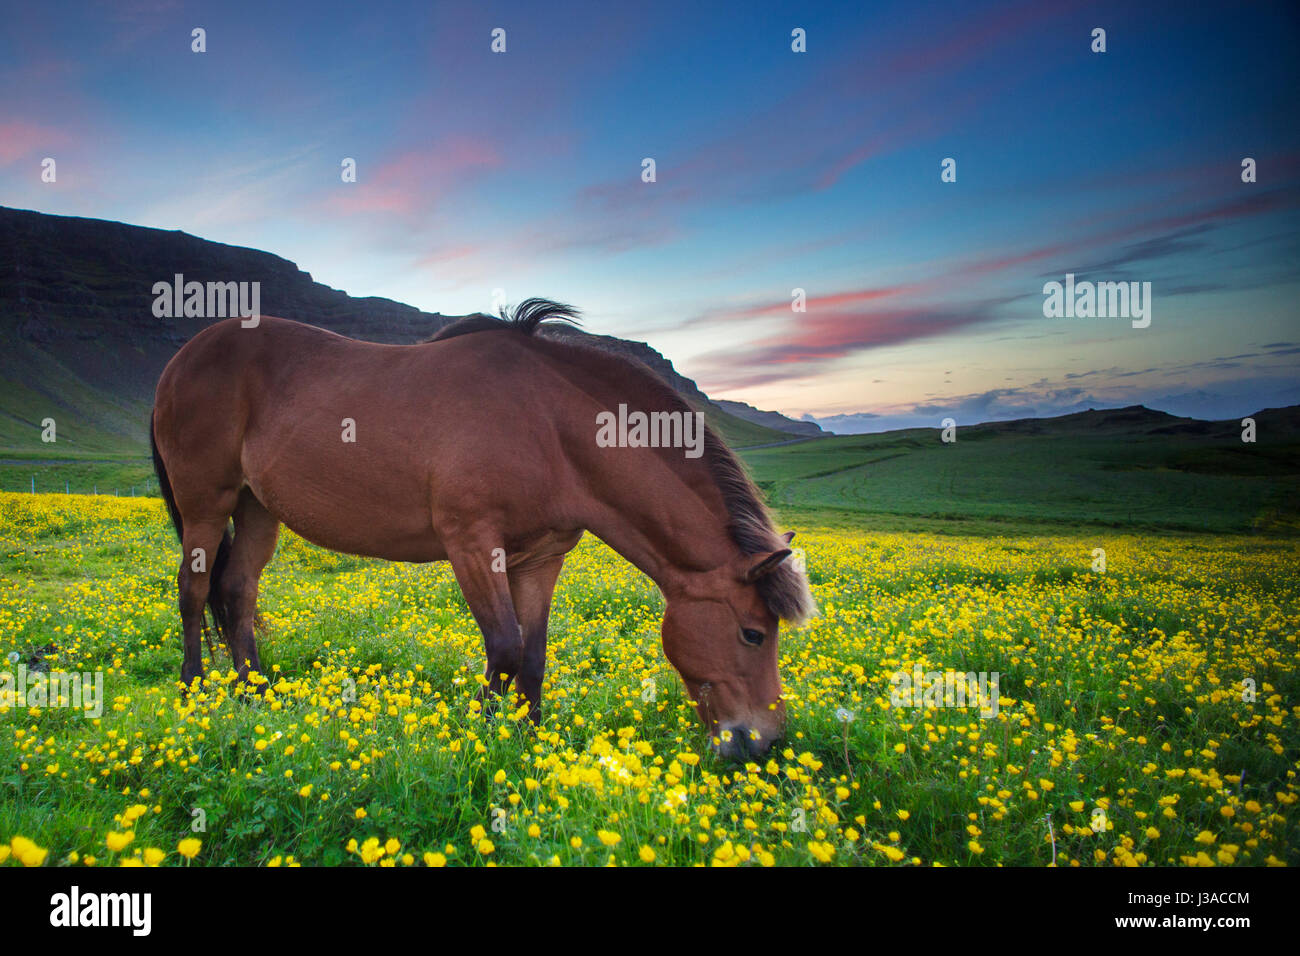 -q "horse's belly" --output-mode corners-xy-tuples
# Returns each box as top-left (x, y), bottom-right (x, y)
(245, 462), (445, 563)
(282, 520), (444, 564)
(280, 510), (447, 563)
